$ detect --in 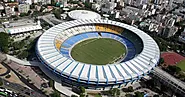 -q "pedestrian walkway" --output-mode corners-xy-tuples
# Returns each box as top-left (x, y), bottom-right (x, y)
(152, 67), (185, 94)
(55, 82), (79, 97)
